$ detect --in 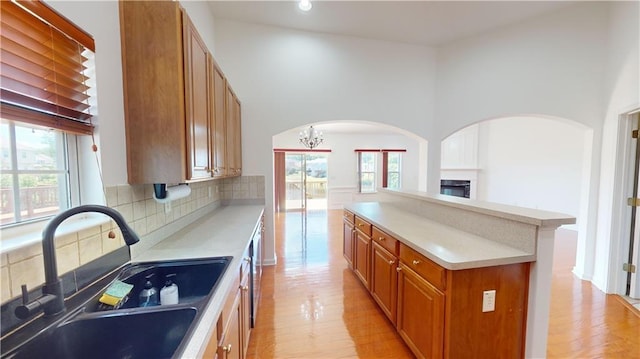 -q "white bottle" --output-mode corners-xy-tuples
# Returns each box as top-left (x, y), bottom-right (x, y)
(160, 274), (179, 305)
